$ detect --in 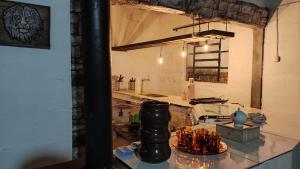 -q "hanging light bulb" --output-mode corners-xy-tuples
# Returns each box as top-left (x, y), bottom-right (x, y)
(181, 42), (187, 58)
(181, 51), (187, 58)
(158, 47), (163, 64)
(158, 56), (163, 64)
(204, 40), (209, 51)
